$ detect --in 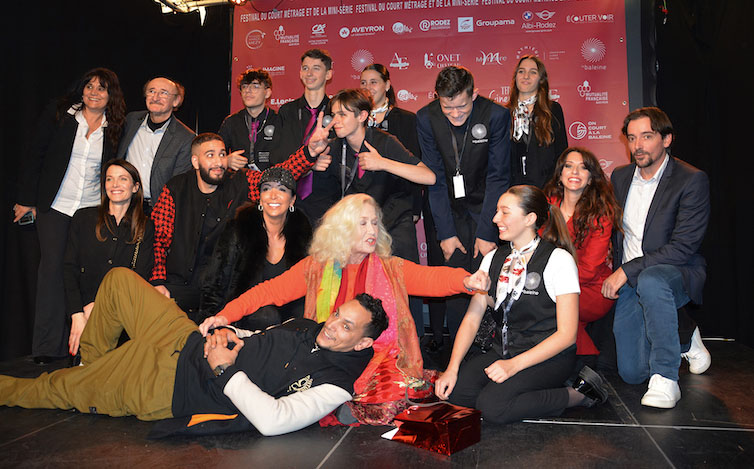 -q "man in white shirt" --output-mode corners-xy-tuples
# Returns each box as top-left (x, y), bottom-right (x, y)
(602, 107), (711, 409)
(117, 77), (195, 207)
